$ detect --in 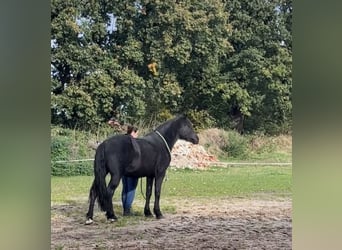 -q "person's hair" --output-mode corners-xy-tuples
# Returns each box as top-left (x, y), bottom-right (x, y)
(126, 125), (138, 135)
